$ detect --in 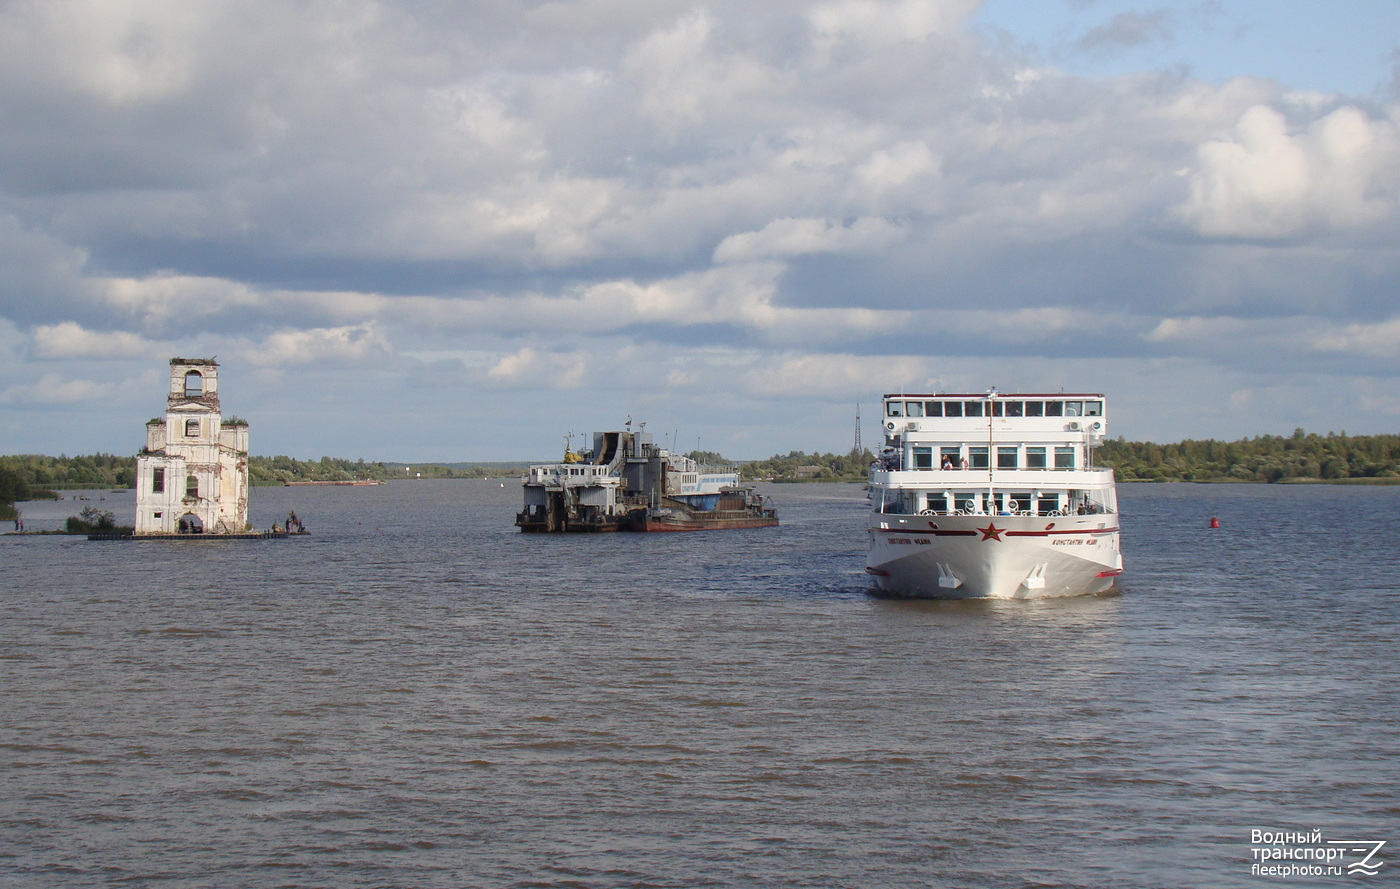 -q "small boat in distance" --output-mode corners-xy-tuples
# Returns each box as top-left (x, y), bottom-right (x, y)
(516, 423), (777, 533)
(866, 390), (1122, 598)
